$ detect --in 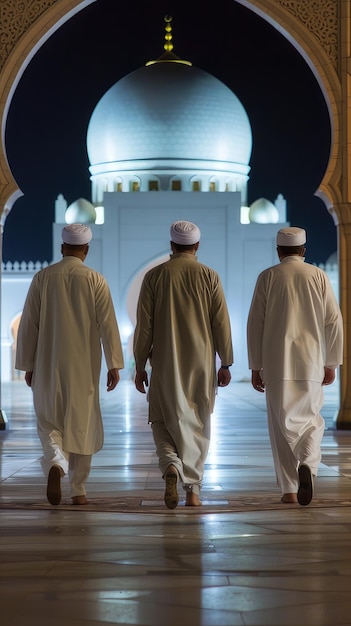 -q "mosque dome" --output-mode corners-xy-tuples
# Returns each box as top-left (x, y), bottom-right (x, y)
(65, 198), (96, 224)
(87, 62), (251, 167)
(249, 198), (279, 224)
(86, 21), (252, 201)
